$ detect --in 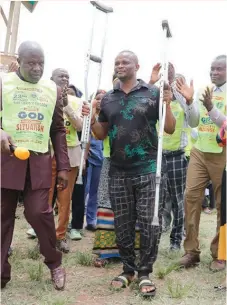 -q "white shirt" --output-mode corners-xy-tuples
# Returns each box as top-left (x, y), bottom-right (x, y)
(213, 83), (226, 92)
(192, 82), (226, 129)
(209, 82), (226, 128)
